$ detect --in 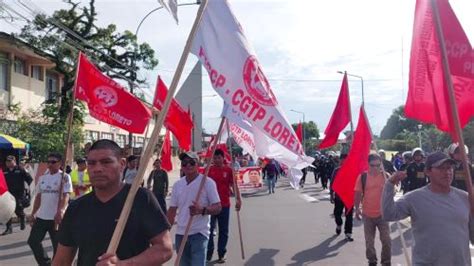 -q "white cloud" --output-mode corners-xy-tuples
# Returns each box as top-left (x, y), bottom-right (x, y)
(2, 0), (473, 136)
